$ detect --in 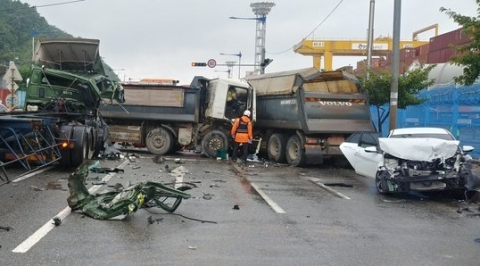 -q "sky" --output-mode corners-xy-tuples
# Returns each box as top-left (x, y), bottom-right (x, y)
(20, 0), (479, 85)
